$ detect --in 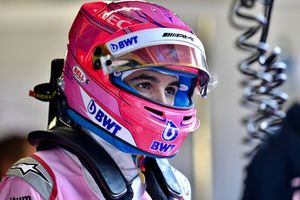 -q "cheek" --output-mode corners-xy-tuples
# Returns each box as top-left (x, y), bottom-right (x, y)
(167, 96), (175, 105)
(134, 86), (155, 99)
